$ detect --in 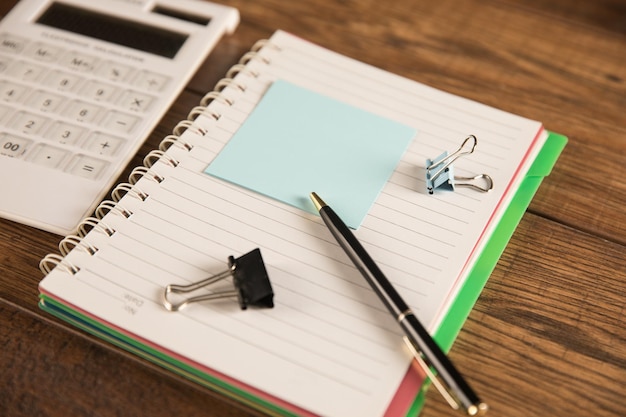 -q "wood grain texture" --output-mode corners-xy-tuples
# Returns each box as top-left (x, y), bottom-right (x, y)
(1, 0), (624, 416)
